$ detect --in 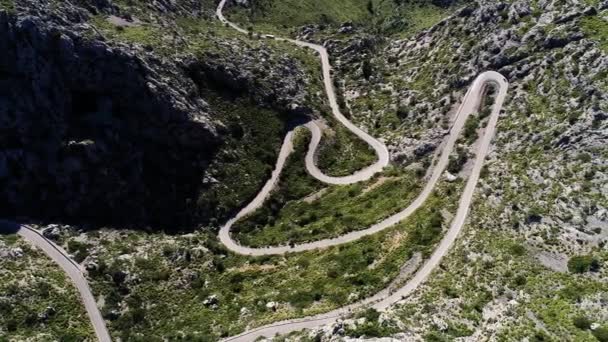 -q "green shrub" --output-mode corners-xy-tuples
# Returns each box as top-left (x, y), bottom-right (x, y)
(346, 308), (398, 338)
(447, 147), (468, 174)
(67, 239), (90, 263)
(463, 114), (480, 143)
(531, 330), (550, 341)
(424, 332), (450, 342)
(567, 255), (599, 274)
(446, 321), (474, 337)
(362, 59), (373, 79)
(396, 105), (409, 118)
(513, 274), (527, 287)
(572, 315), (592, 330)
(593, 326), (608, 342)
(288, 289), (322, 308)
(559, 283), (585, 301)
(409, 211), (443, 248)
(509, 243), (526, 256)
(576, 153), (592, 163)
(359, 307), (381, 321)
